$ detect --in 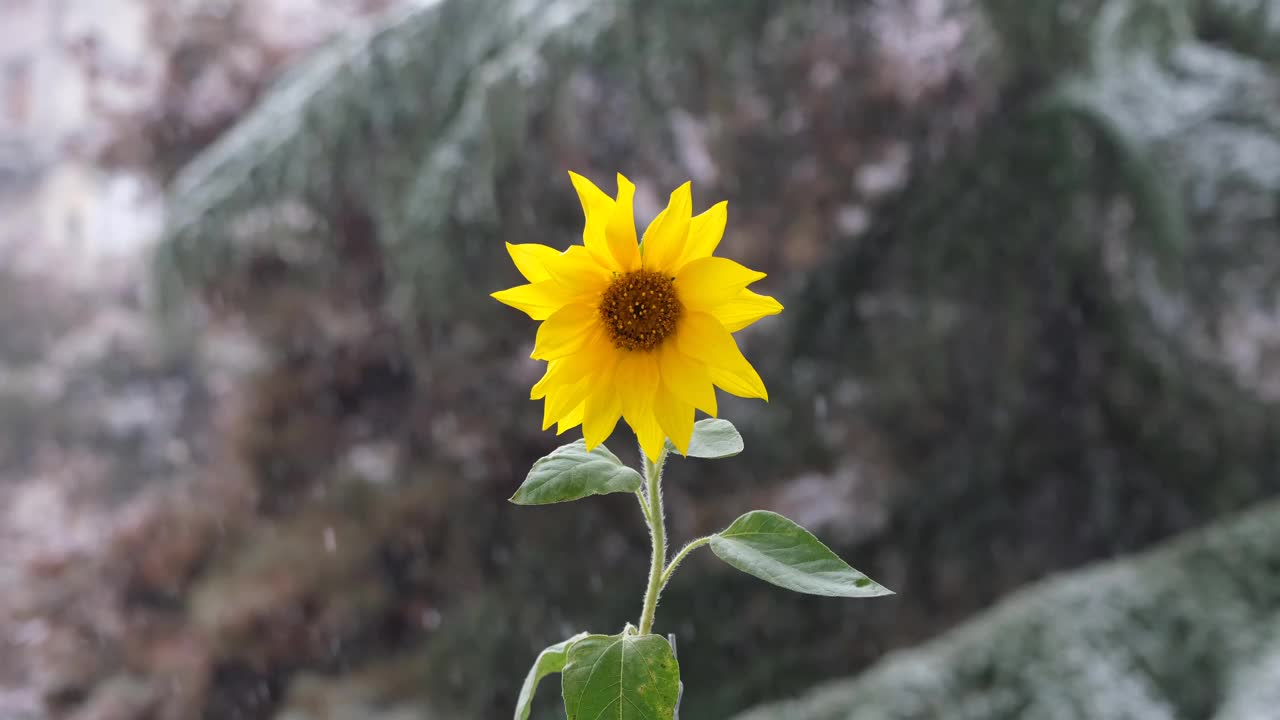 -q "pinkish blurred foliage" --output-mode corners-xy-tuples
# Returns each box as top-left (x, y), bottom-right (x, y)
(85, 0), (399, 180)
